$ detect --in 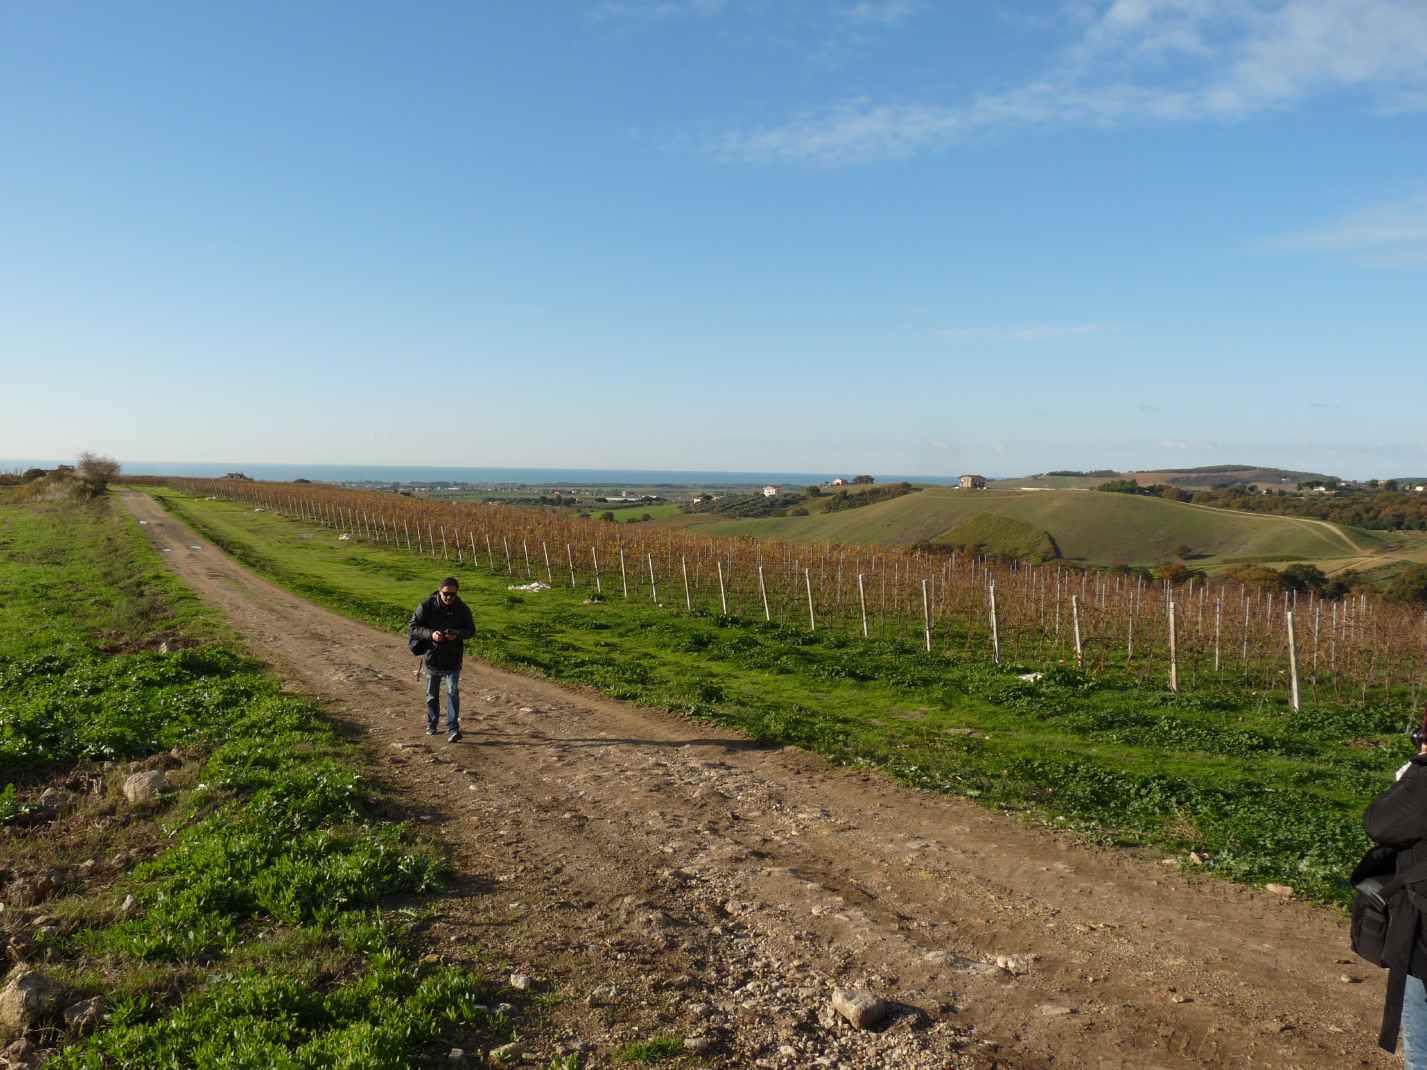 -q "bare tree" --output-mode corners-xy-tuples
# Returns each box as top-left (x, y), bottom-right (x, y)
(76, 452), (121, 498)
